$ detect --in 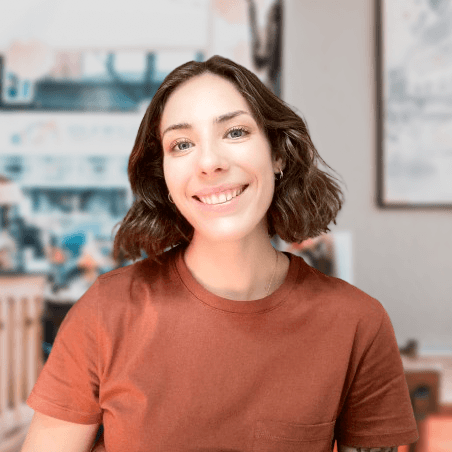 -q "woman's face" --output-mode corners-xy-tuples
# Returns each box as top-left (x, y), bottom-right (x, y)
(160, 73), (282, 244)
